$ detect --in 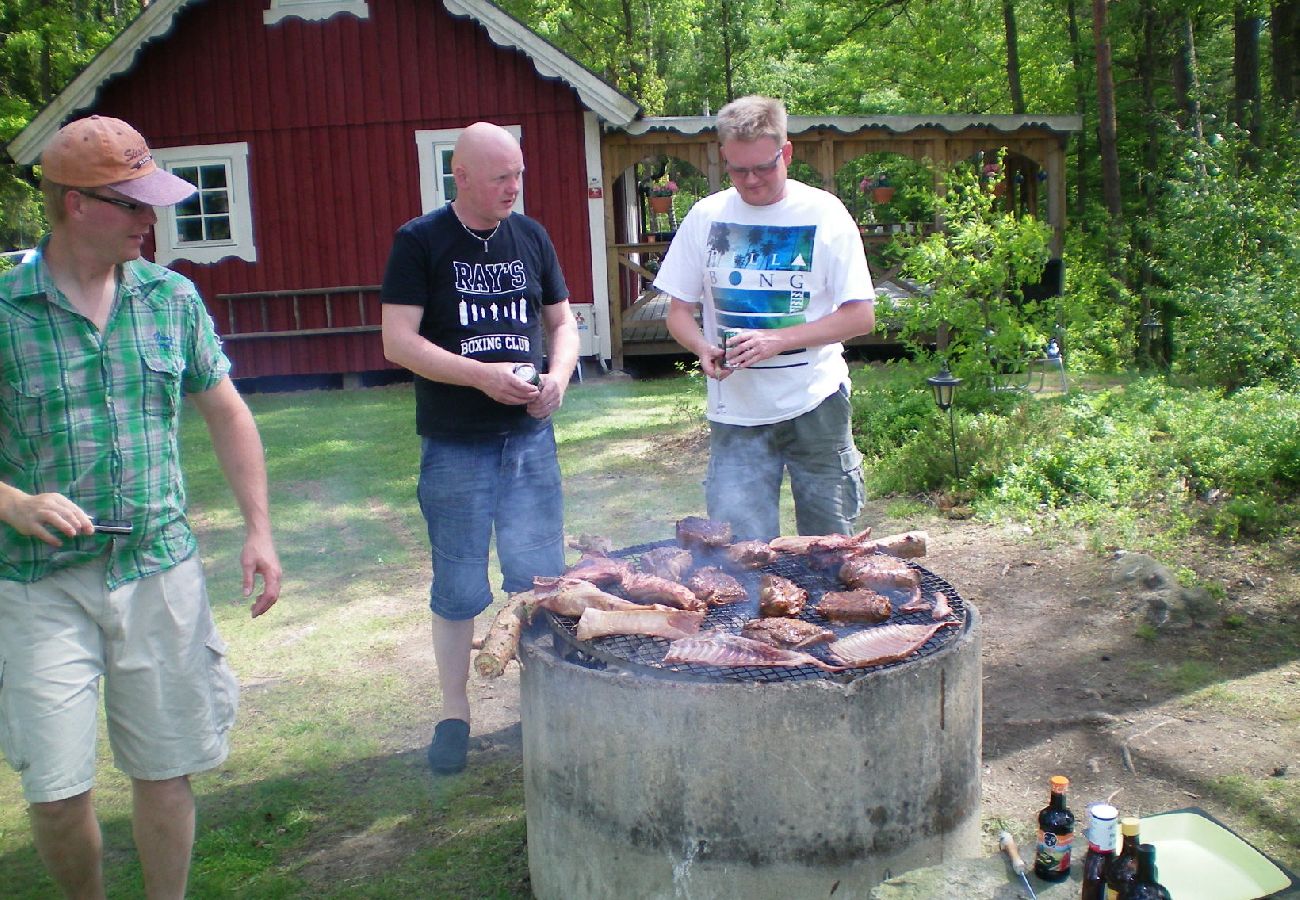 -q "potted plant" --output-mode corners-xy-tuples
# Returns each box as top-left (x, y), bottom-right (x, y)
(871, 174), (895, 204)
(649, 178), (677, 214)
